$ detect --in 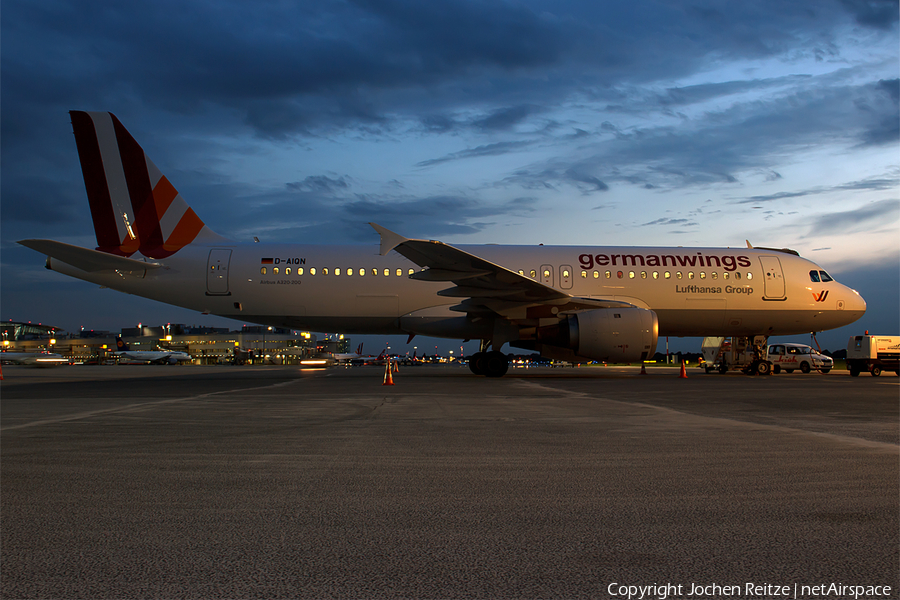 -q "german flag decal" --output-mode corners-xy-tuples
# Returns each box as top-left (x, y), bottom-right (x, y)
(261, 258), (274, 264)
